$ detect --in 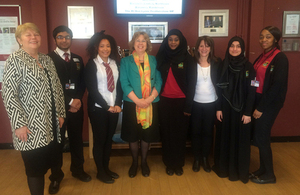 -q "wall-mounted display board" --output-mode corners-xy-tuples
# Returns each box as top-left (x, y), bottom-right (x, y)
(282, 11), (300, 37)
(0, 5), (21, 89)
